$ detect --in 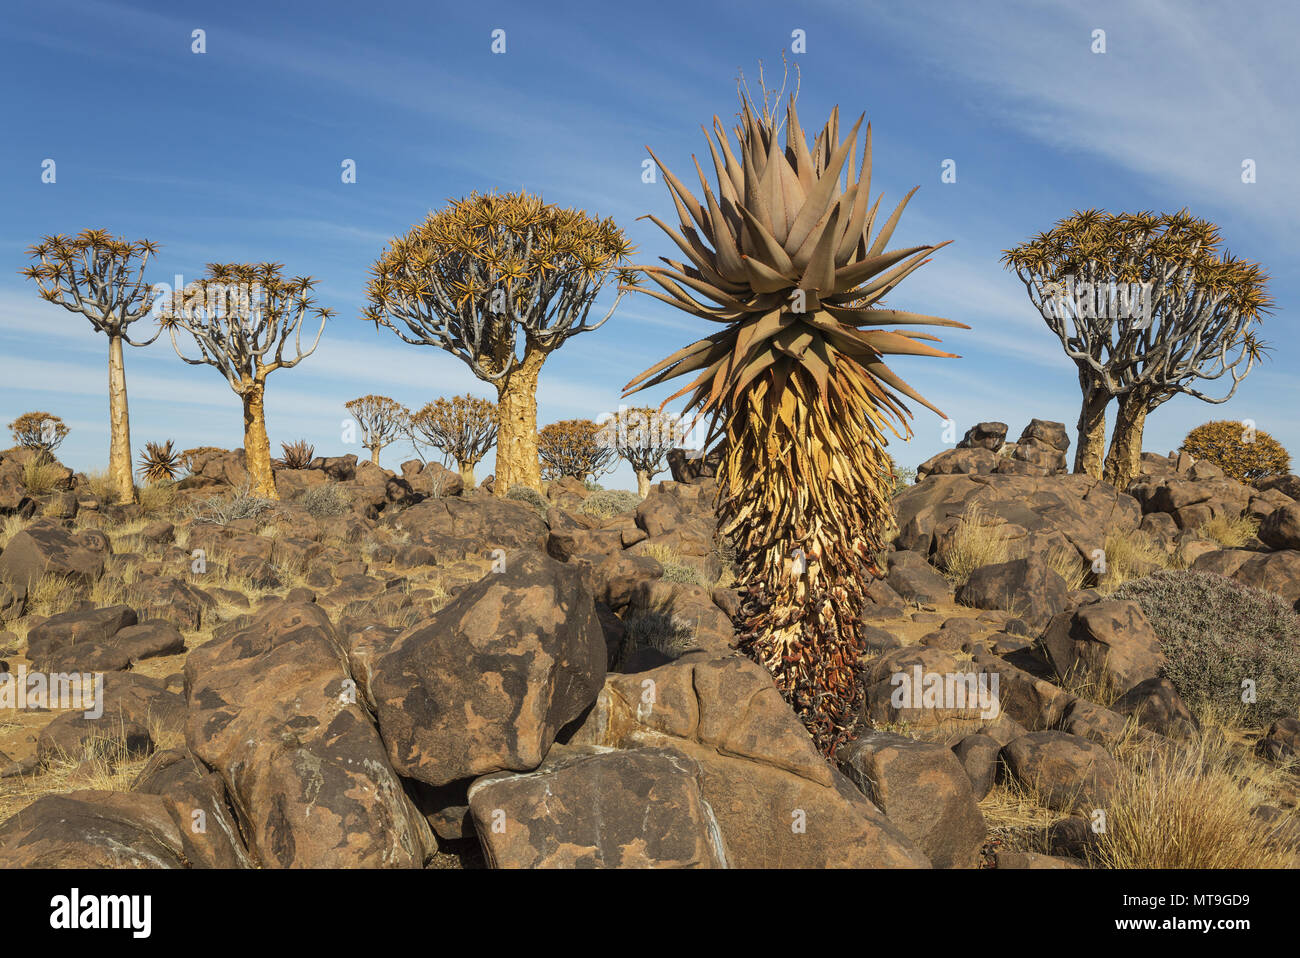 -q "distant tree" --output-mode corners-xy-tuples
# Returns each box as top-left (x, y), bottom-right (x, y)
(409, 395), (497, 485)
(363, 190), (637, 496)
(9, 411), (69, 462)
(537, 419), (617, 482)
(1181, 420), (1290, 483)
(1003, 209), (1273, 487)
(20, 230), (161, 502)
(597, 406), (682, 497)
(345, 395), (409, 465)
(137, 440), (182, 483)
(159, 262), (332, 499)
